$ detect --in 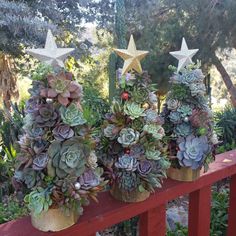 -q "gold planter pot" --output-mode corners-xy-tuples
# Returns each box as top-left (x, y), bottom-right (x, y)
(31, 208), (79, 232)
(110, 184), (150, 203)
(167, 167), (201, 182)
